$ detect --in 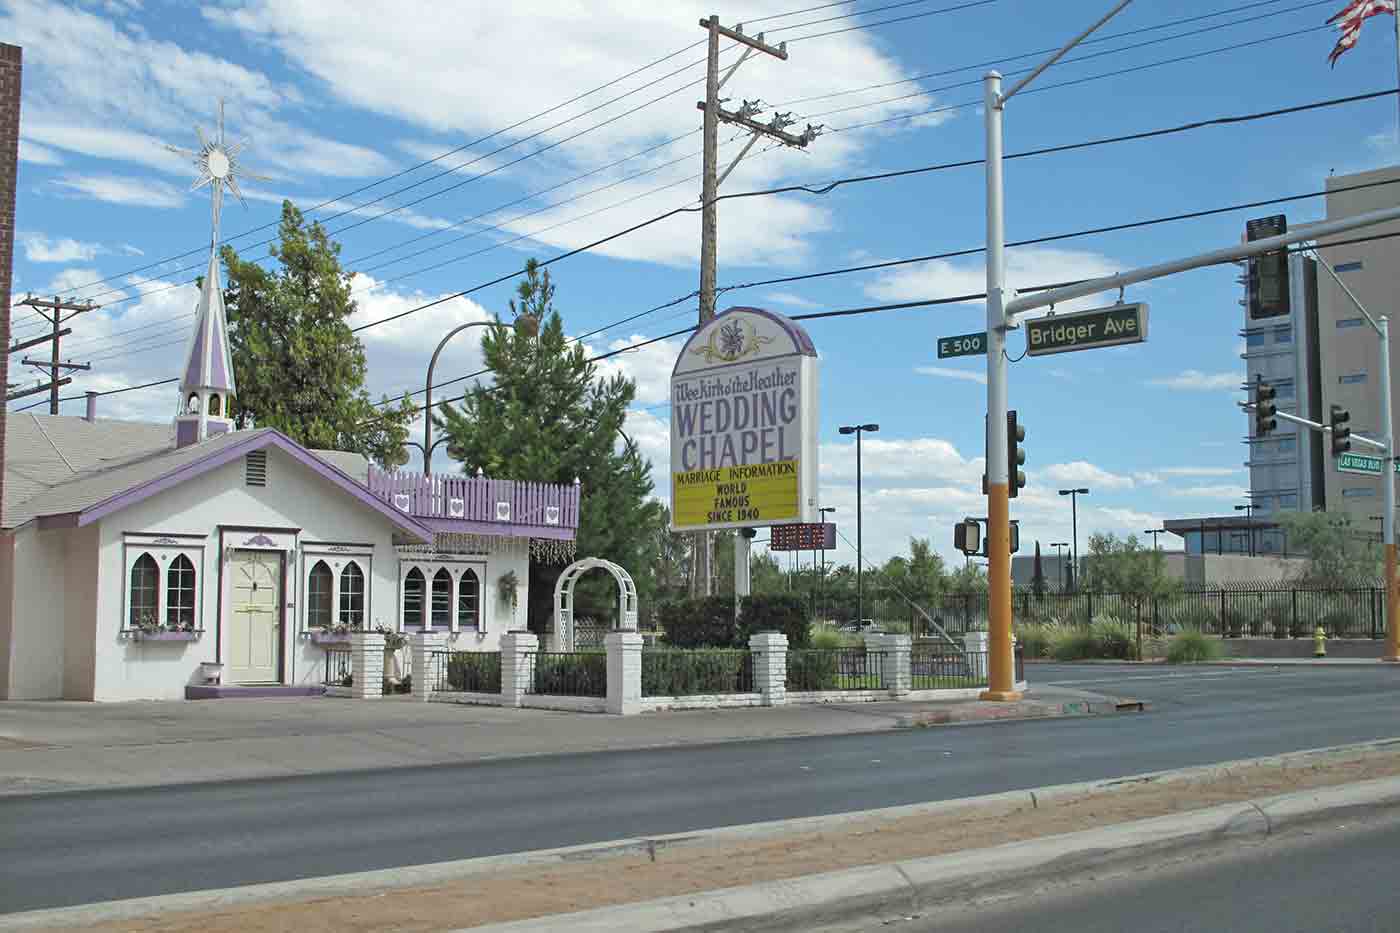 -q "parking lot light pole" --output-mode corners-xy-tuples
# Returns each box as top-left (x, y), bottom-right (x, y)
(1233, 503), (1256, 557)
(818, 506), (836, 622)
(1058, 488), (1089, 590)
(838, 424), (878, 626)
(1050, 542), (1069, 591)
